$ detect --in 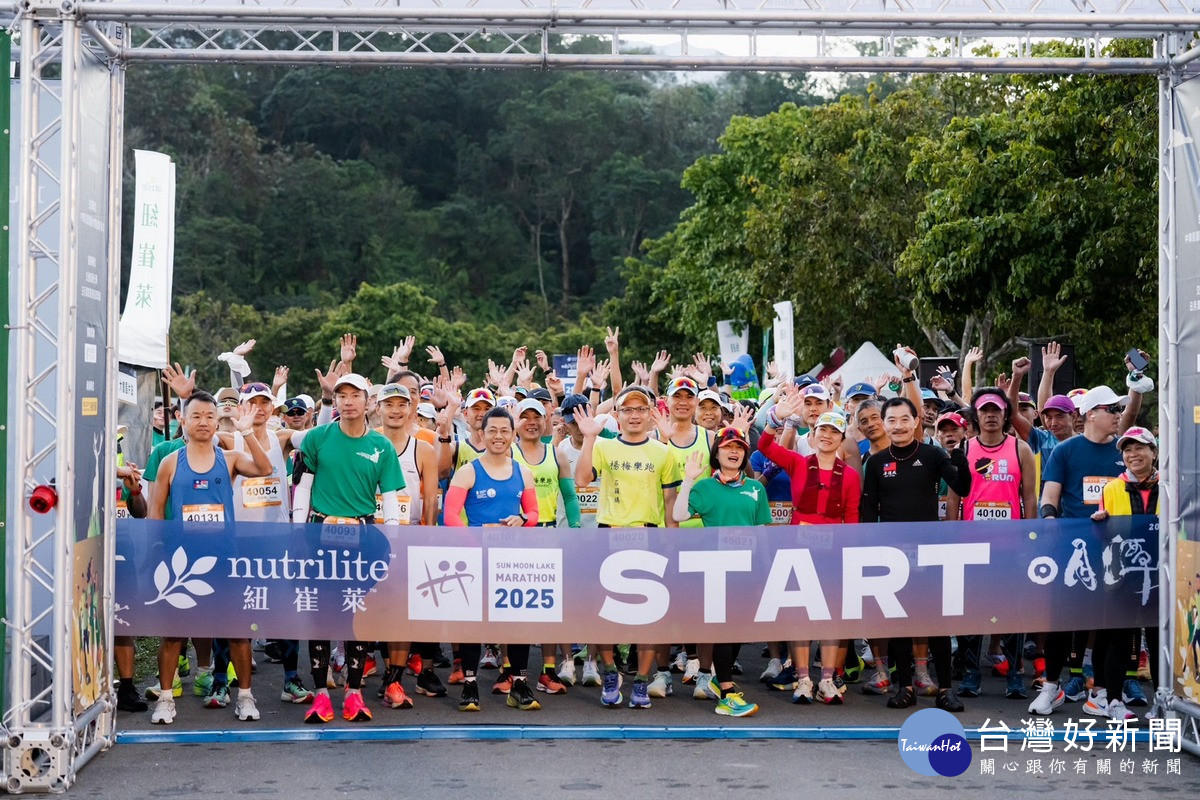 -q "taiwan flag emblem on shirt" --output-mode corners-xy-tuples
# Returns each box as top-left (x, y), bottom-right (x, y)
(882, 462), (897, 478)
